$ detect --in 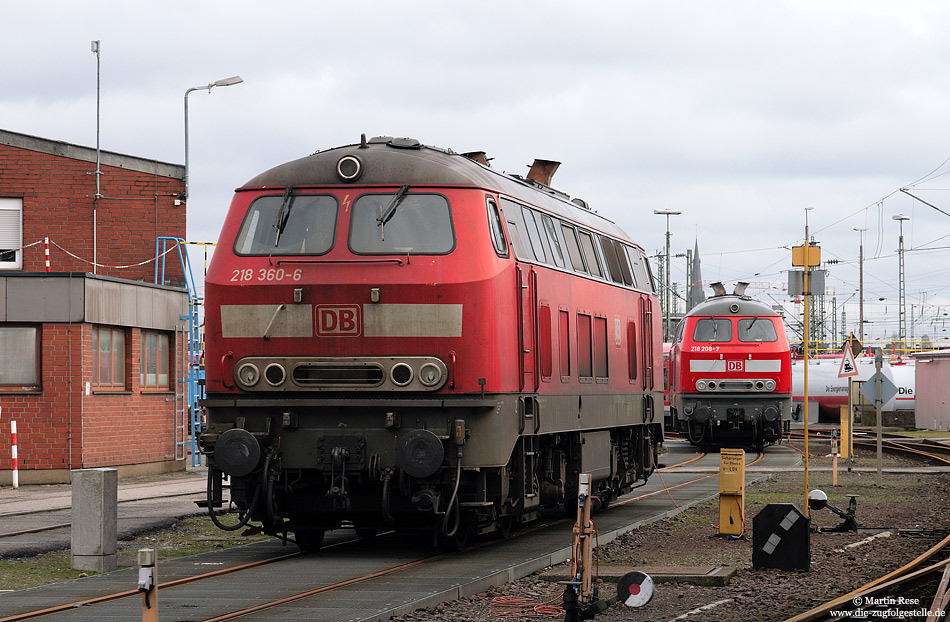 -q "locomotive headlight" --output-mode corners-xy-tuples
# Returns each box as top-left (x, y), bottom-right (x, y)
(237, 363), (260, 387)
(264, 363), (287, 386)
(765, 379), (776, 391)
(418, 363), (443, 387)
(696, 380), (707, 391)
(390, 363), (413, 386)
